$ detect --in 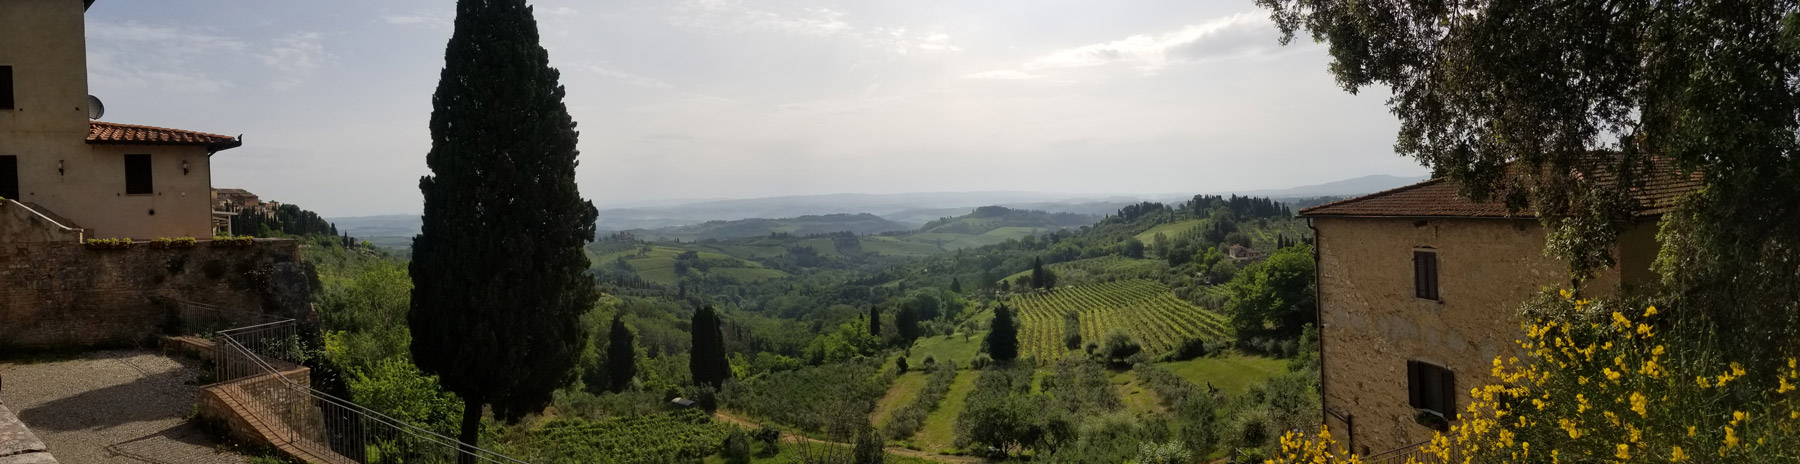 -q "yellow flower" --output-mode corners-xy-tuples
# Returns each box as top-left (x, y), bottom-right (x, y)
(1688, 425), (1696, 436)
(1725, 426), (1739, 449)
(1644, 305), (1658, 316)
(1629, 392), (1648, 417)
(1615, 443), (1630, 459)
(1731, 362), (1746, 377)
(1612, 311), (1631, 327)
(1671, 446), (1688, 462)
(1560, 288), (1573, 299)
(1652, 345), (1666, 356)
(1697, 376), (1712, 388)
